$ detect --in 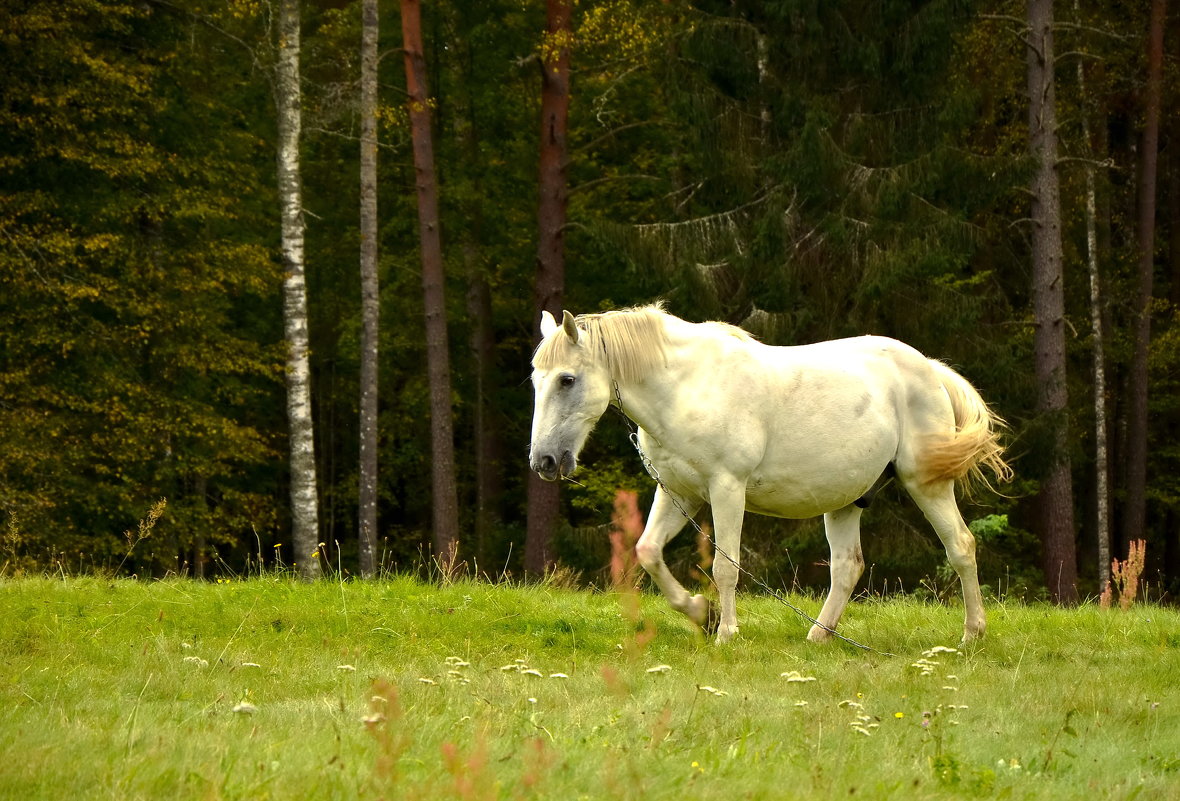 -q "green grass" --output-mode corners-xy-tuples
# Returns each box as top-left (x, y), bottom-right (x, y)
(2, 575), (1178, 800)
